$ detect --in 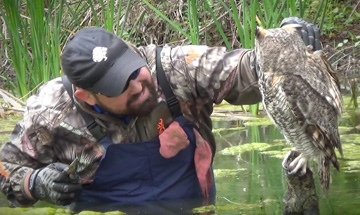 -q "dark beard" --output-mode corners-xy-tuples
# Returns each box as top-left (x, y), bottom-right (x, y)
(93, 79), (158, 117)
(126, 79), (158, 117)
